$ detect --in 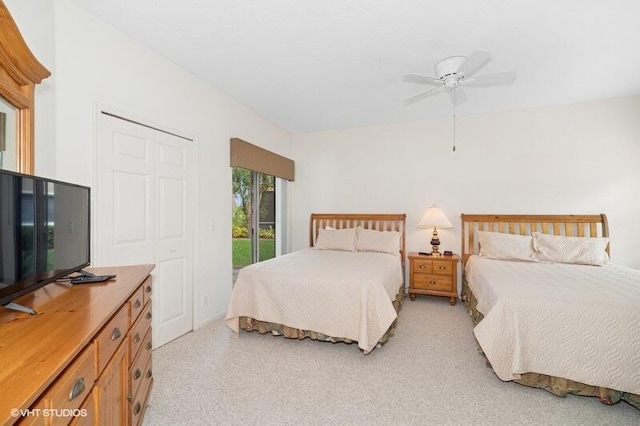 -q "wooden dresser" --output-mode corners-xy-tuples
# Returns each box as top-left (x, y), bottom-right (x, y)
(0, 264), (154, 426)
